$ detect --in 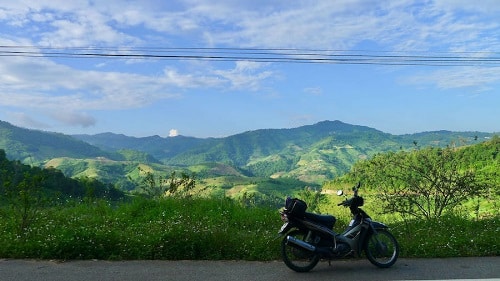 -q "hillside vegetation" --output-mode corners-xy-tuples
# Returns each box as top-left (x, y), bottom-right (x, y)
(323, 135), (499, 219)
(1, 120), (495, 200)
(0, 121), (119, 163)
(0, 125), (498, 260)
(0, 149), (123, 201)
